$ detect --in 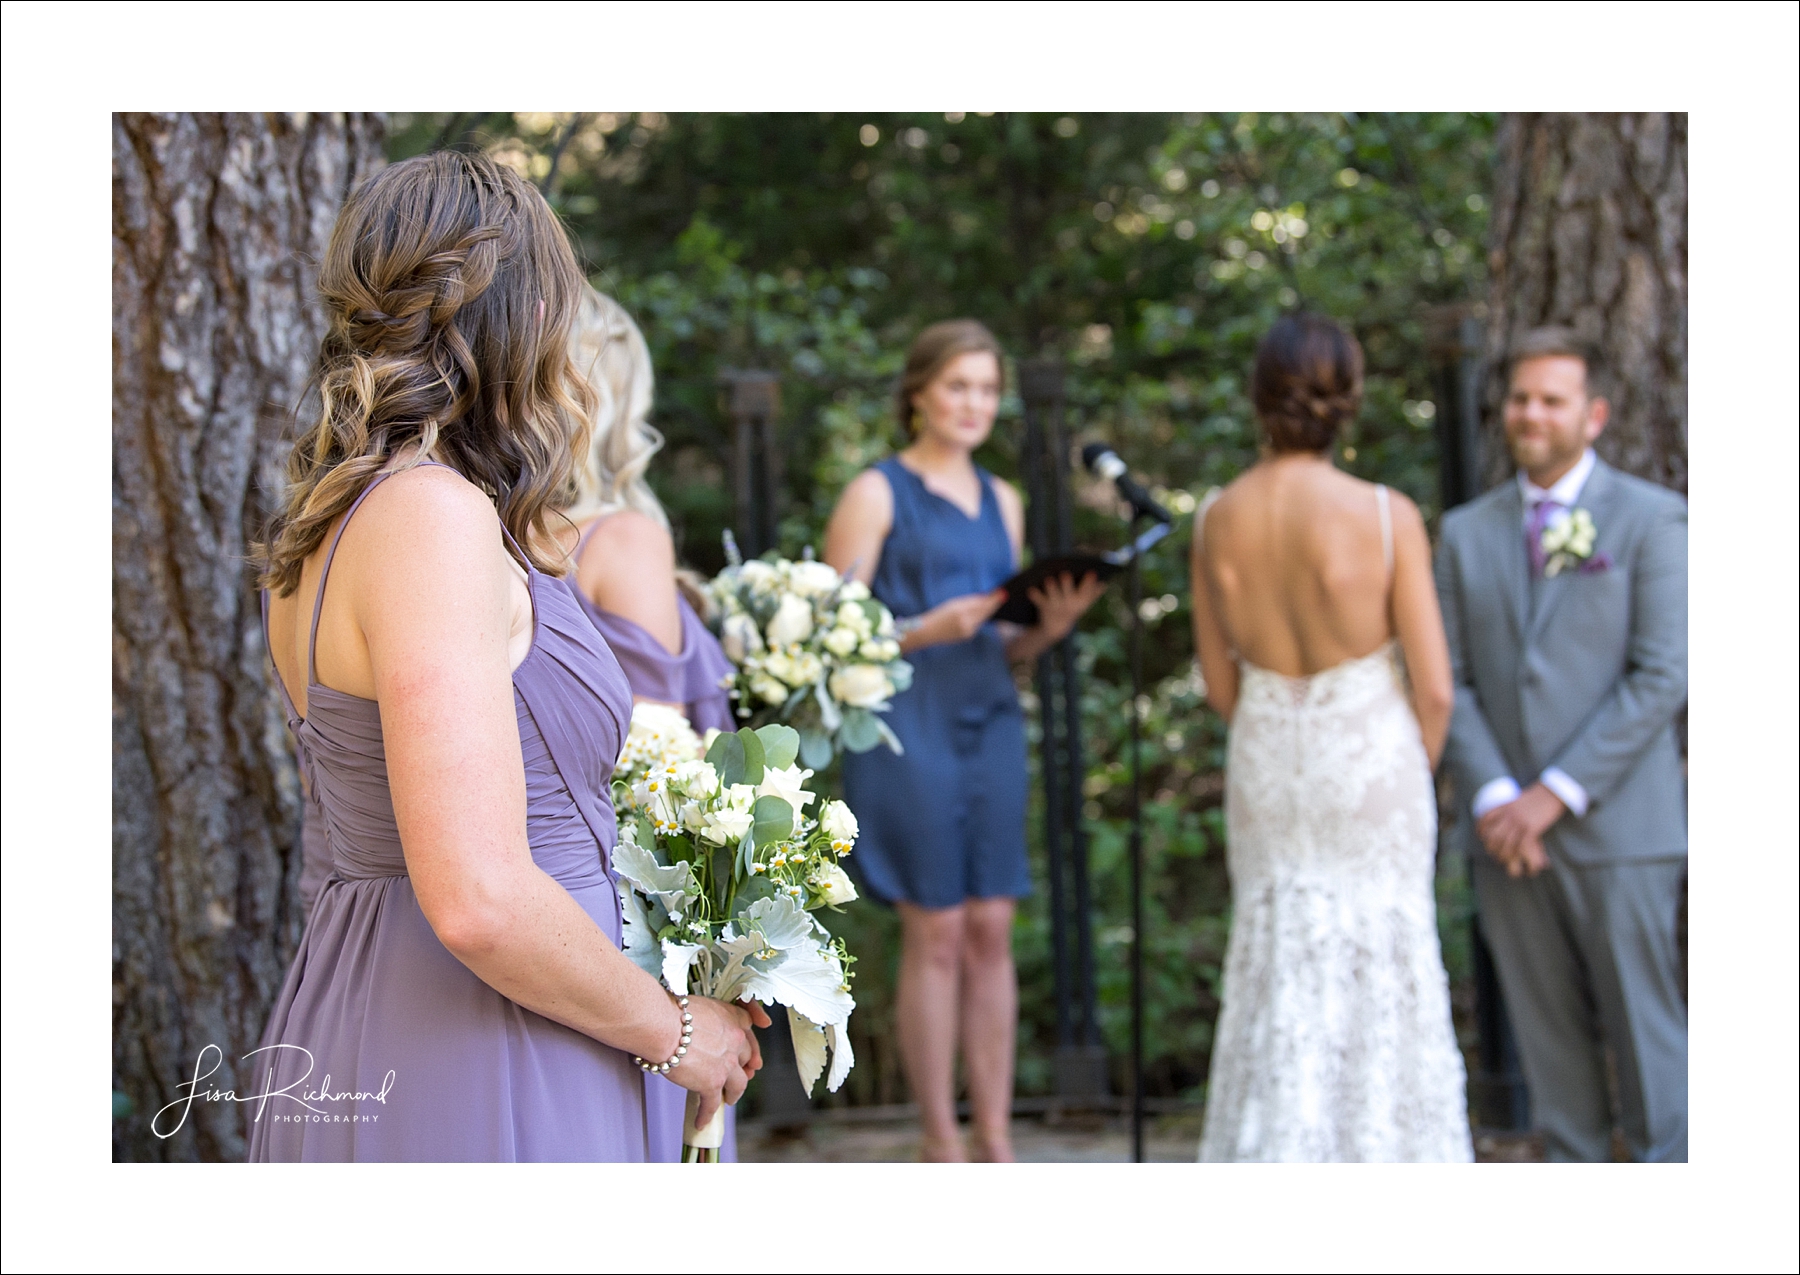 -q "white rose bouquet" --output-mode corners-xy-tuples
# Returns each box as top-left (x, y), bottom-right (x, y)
(615, 701), (706, 780)
(707, 536), (912, 768)
(612, 721), (861, 1161)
